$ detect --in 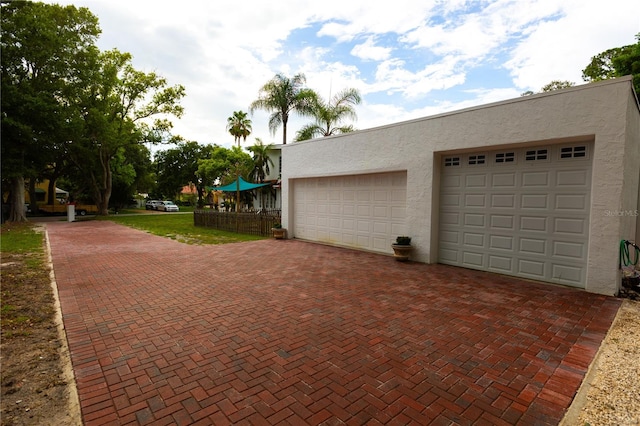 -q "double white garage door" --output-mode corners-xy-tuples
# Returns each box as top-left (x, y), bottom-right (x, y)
(292, 172), (407, 253)
(439, 143), (592, 288)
